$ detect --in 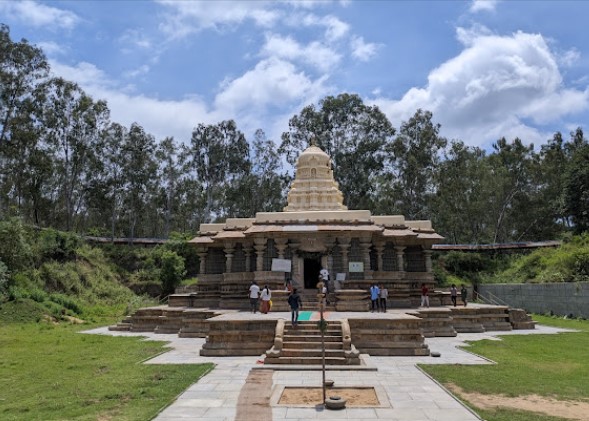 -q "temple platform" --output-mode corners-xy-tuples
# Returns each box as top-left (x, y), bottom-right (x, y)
(109, 303), (535, 363)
